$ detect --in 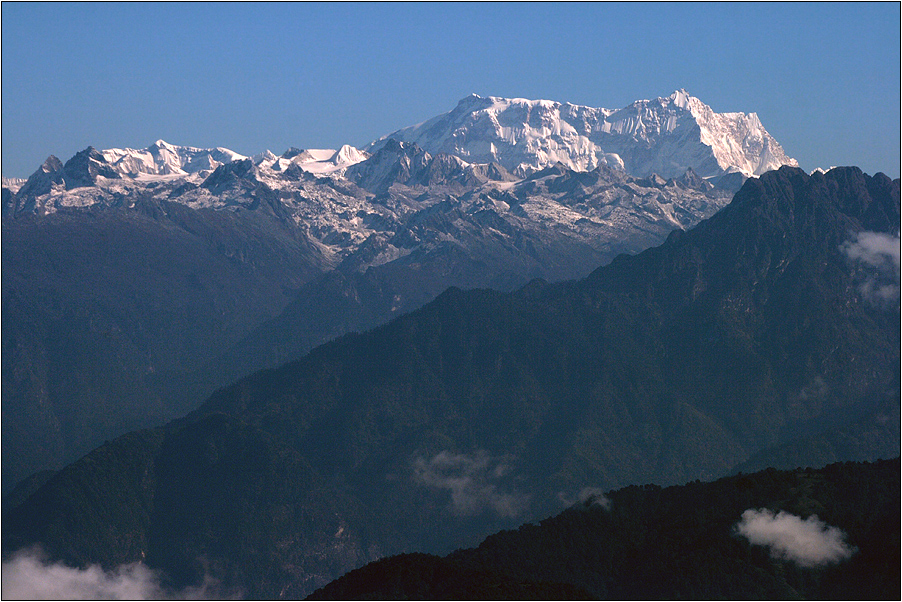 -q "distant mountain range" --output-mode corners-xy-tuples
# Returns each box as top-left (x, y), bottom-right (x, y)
(4, 90), (896, 599)
(4, 165), (898, 598)
(2, 90), (775, 490)
(2, 89), (795, 186)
